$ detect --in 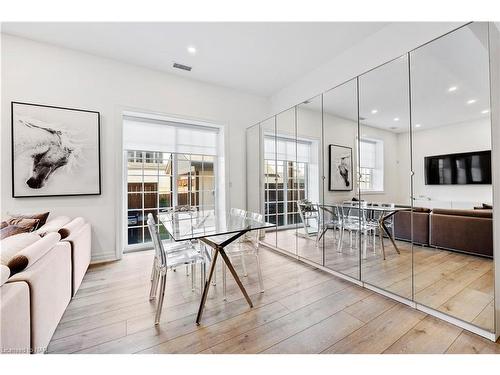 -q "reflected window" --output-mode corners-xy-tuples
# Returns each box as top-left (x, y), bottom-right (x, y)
(264, 135), (315, 227)
(359, 138), (384, 192)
